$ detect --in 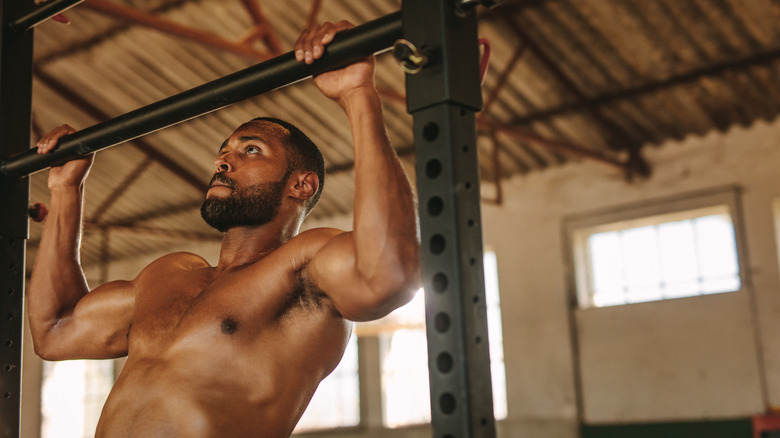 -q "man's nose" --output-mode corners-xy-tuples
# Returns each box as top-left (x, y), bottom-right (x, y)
(214, 155), (233, 172)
